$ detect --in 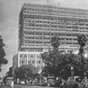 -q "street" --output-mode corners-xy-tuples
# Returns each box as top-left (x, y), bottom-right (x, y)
(1, 84), (59, 88)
